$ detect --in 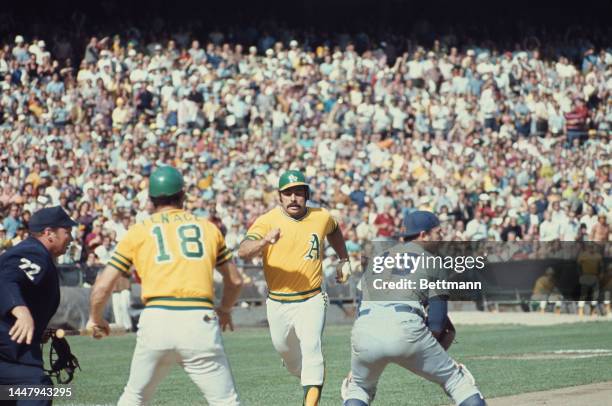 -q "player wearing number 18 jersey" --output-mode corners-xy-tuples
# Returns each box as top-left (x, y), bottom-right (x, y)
(88, 166), (243, 406)
(108, 207), (232, 311)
